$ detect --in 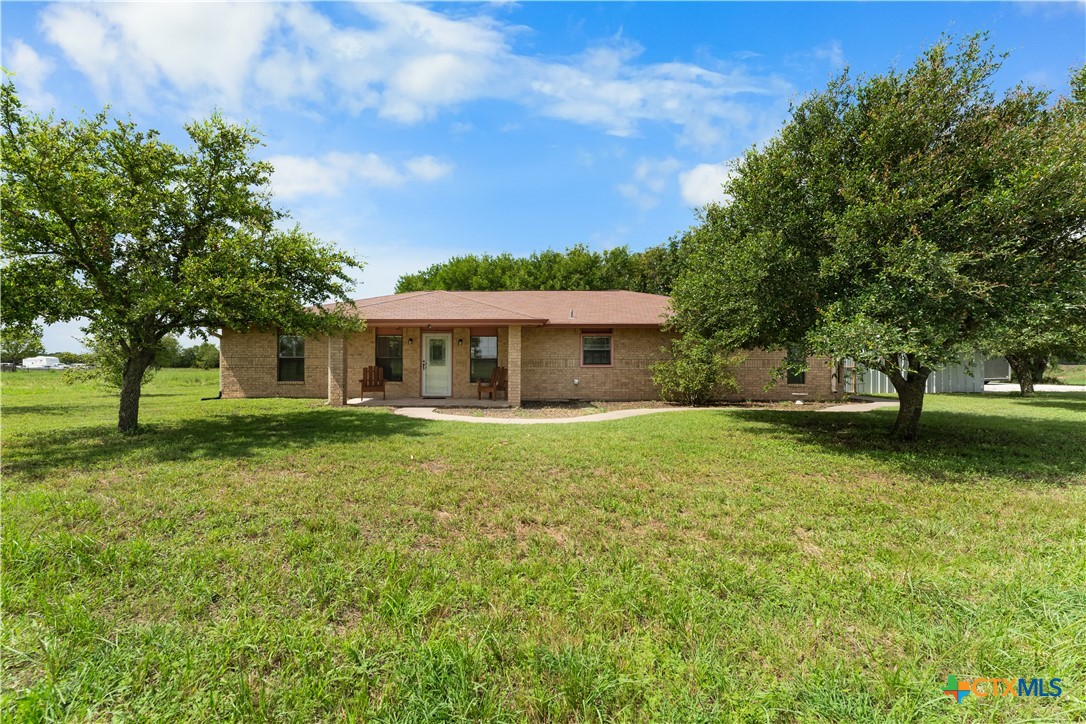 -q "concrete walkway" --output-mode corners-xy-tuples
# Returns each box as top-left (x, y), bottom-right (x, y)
(820, 399), (899, 413)
(380, 387), (1080, 424)
(392, 399), (901, 424)
(392, 406), (696, 424)
(984, 383), (1086, 394)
